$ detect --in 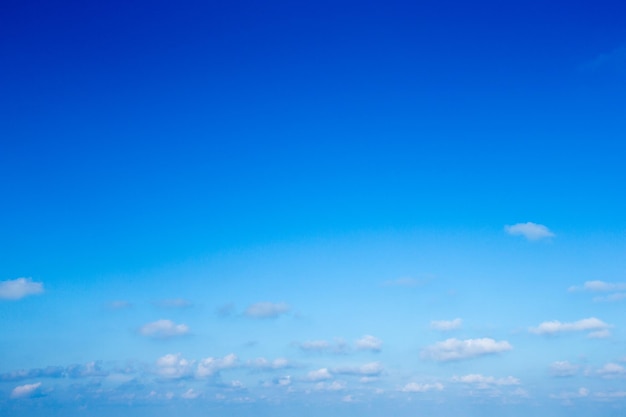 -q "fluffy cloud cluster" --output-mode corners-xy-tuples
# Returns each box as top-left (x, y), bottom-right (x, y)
(504, 222), (554, 240)
(529, 317), (611, 338)
(0, 278), (44, 300)
(421, 338), (512, 361)
(155, 353), (238, 379)
(597, 363), (626, 378)
(430, 318), (462, 331)
(1, 362), (108, 382)
(140, 320), (190, 338)
(244, 302), (290, 318)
